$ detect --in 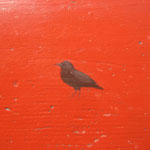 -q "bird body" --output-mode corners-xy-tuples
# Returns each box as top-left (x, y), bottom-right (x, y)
(56, 61), (104, 92)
